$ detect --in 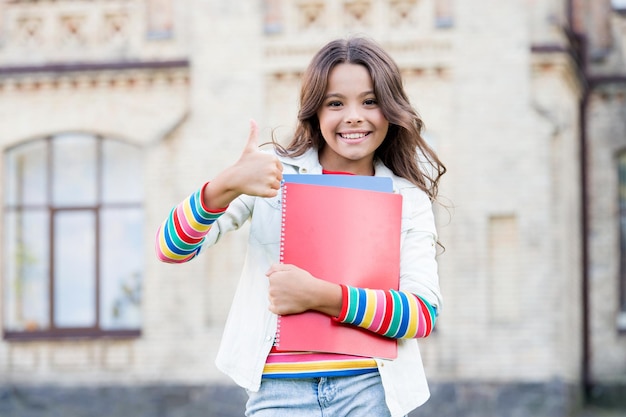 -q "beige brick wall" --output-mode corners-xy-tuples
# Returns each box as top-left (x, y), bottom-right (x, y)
(0, 0), (624, 393)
